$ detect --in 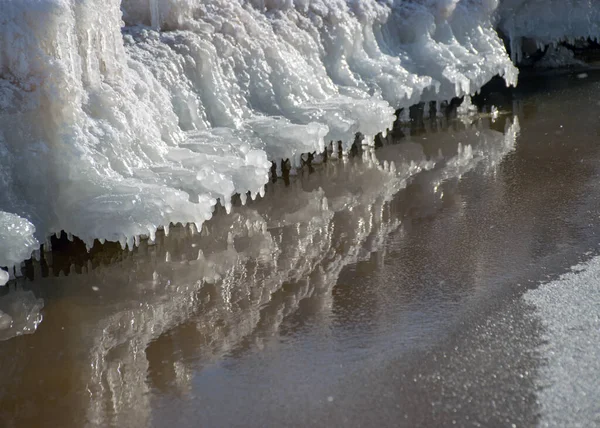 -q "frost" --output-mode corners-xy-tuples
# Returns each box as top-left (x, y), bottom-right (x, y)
(0, 0), (516, 272)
